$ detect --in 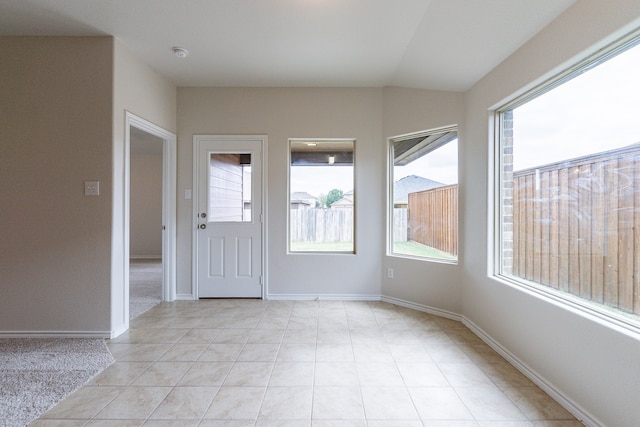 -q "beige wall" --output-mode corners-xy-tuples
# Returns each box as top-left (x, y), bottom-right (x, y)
(0, 36), (176, 336)
(130, 151), (163, 258)
(177, 87), (386, 298)
(382, 87), (465, 314)
(0, 37), (114, 334)
(462, 1), (640, 425)
(112, 39), (176, 333)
